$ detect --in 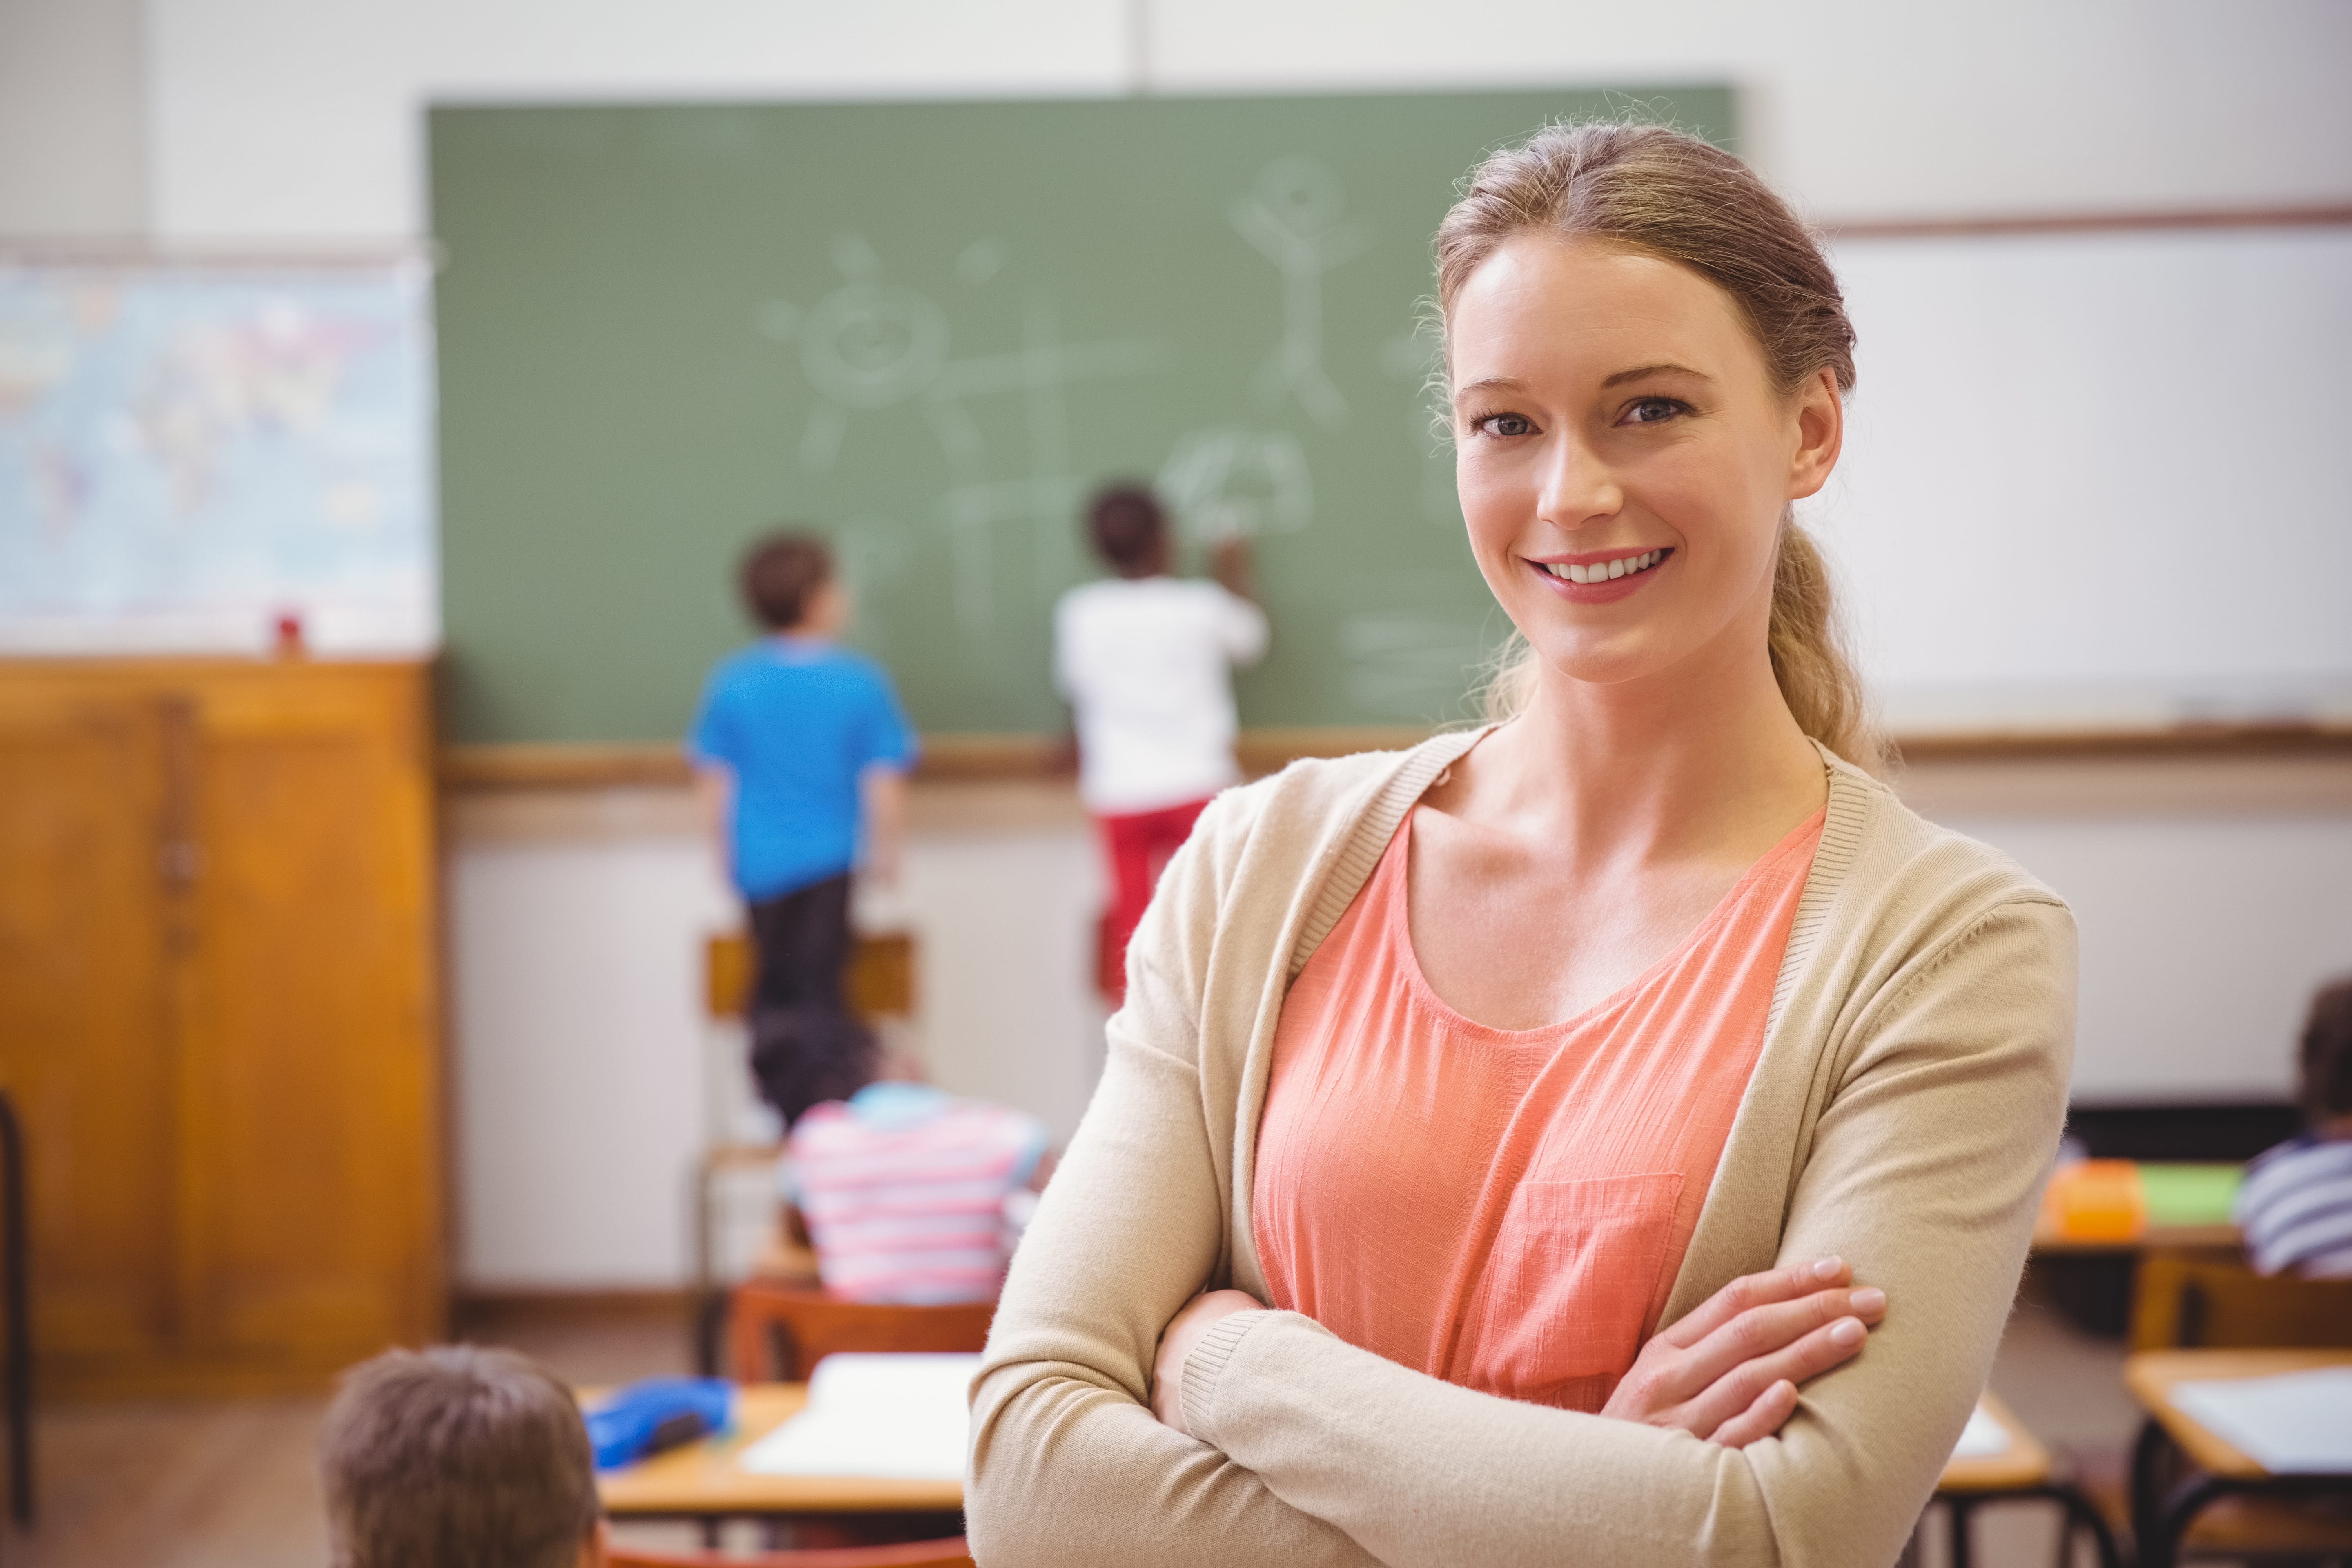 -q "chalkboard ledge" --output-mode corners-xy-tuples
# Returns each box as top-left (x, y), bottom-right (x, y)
(435, 727), (1438, 791)
(438, 721), (2352, 792)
